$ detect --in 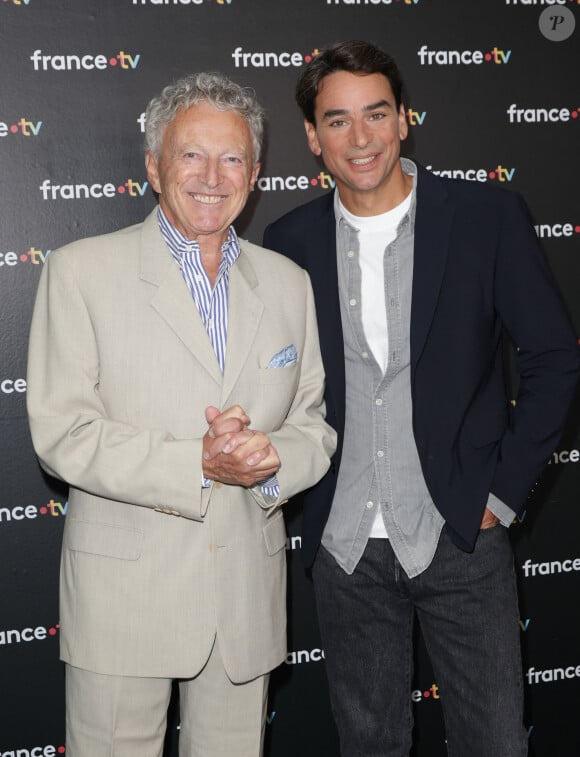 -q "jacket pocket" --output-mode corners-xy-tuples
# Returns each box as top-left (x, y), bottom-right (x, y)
(257, 364), (299, 385)
(65, 518), (143, 560)
(262, 513), (287, 556)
